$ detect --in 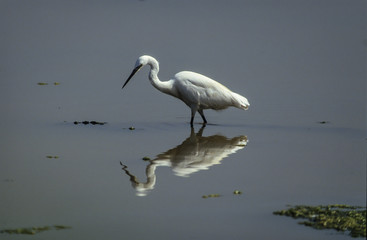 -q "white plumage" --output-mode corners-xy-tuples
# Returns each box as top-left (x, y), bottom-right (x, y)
(122, 55), (250, 125)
